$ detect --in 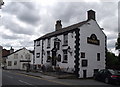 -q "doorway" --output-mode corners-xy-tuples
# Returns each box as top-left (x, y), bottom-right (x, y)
(83, 70), (87, 78)
(52, 49), (56, 66)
